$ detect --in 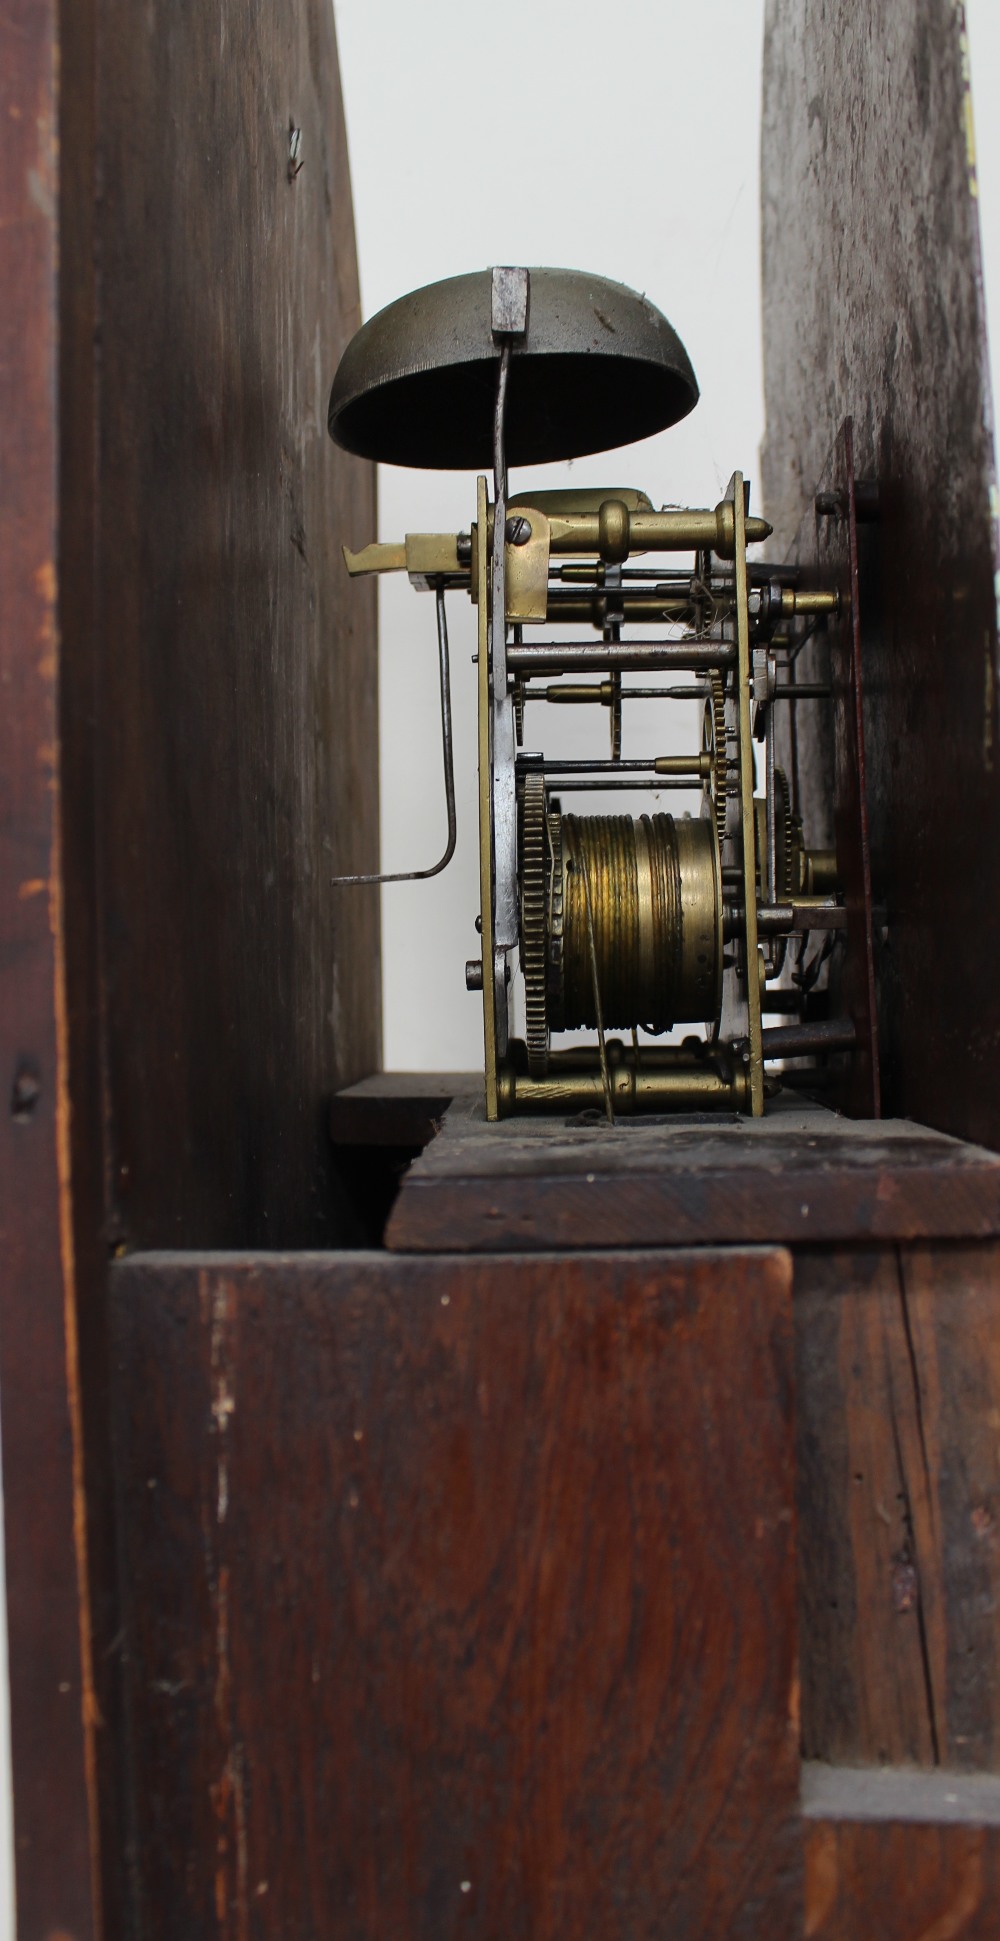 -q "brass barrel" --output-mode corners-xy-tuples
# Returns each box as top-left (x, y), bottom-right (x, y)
(801, 847), (838, 893)
(550, 812), (721, 1033)
(498, 1060), (749, 1116)
(543, 500), (772, 561)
